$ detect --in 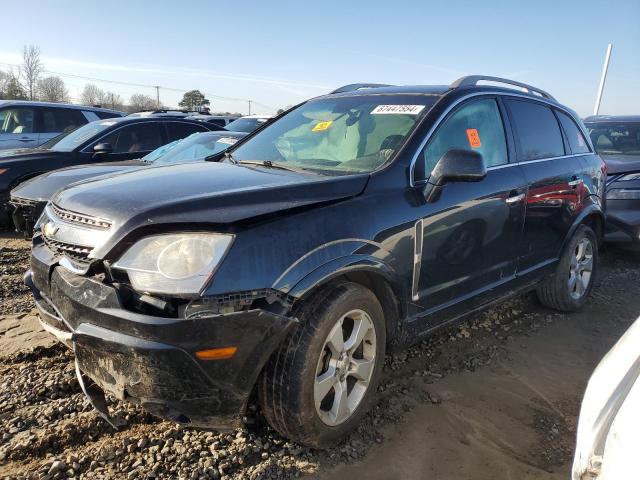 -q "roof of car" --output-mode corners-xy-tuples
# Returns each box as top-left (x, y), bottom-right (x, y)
(327, 85), (450, 97)
(93, 115), (213, 125)
(0, 99), (125, 114)
(584, 115), (640, 123)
